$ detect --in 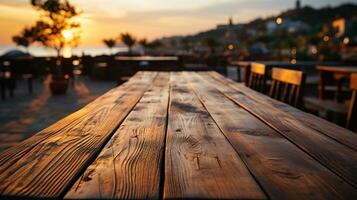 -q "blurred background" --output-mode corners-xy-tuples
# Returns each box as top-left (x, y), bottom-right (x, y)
(0, 0), (356, 150)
